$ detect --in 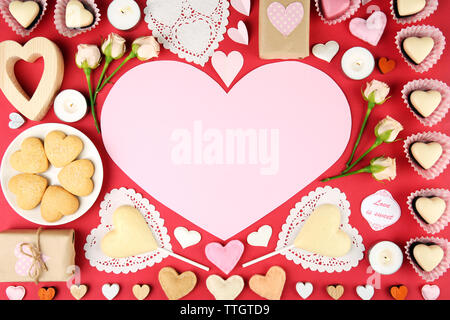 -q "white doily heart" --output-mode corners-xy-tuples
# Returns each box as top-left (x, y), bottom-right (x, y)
(144, 0), (229, 66)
